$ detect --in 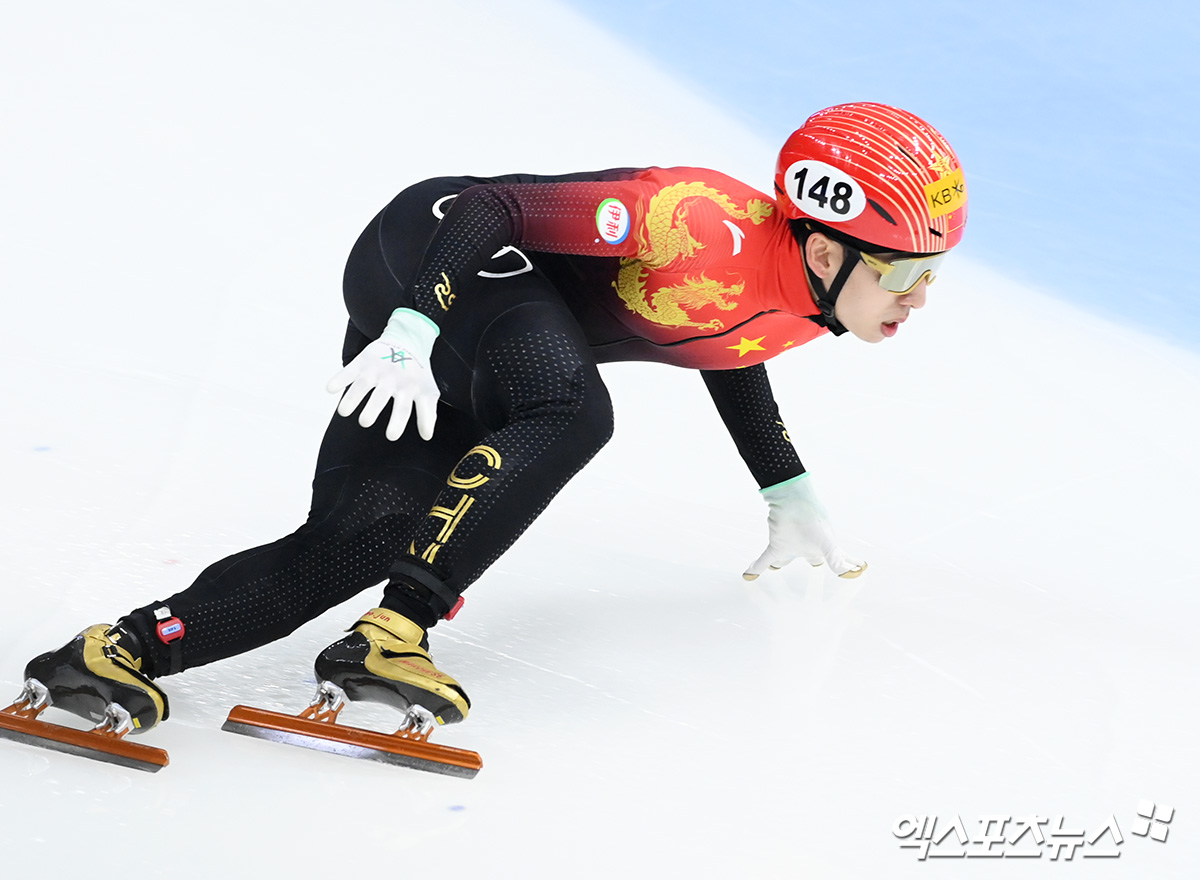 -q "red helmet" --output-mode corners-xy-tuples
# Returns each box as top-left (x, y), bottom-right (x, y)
(774, 102), (967, 255)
